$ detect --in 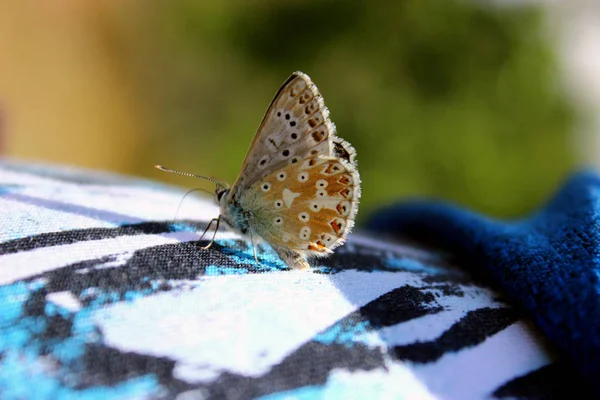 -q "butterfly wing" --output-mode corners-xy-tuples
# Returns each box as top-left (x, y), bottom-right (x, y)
(230, 72), (344, 199)
(239, 155), (361, 269)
